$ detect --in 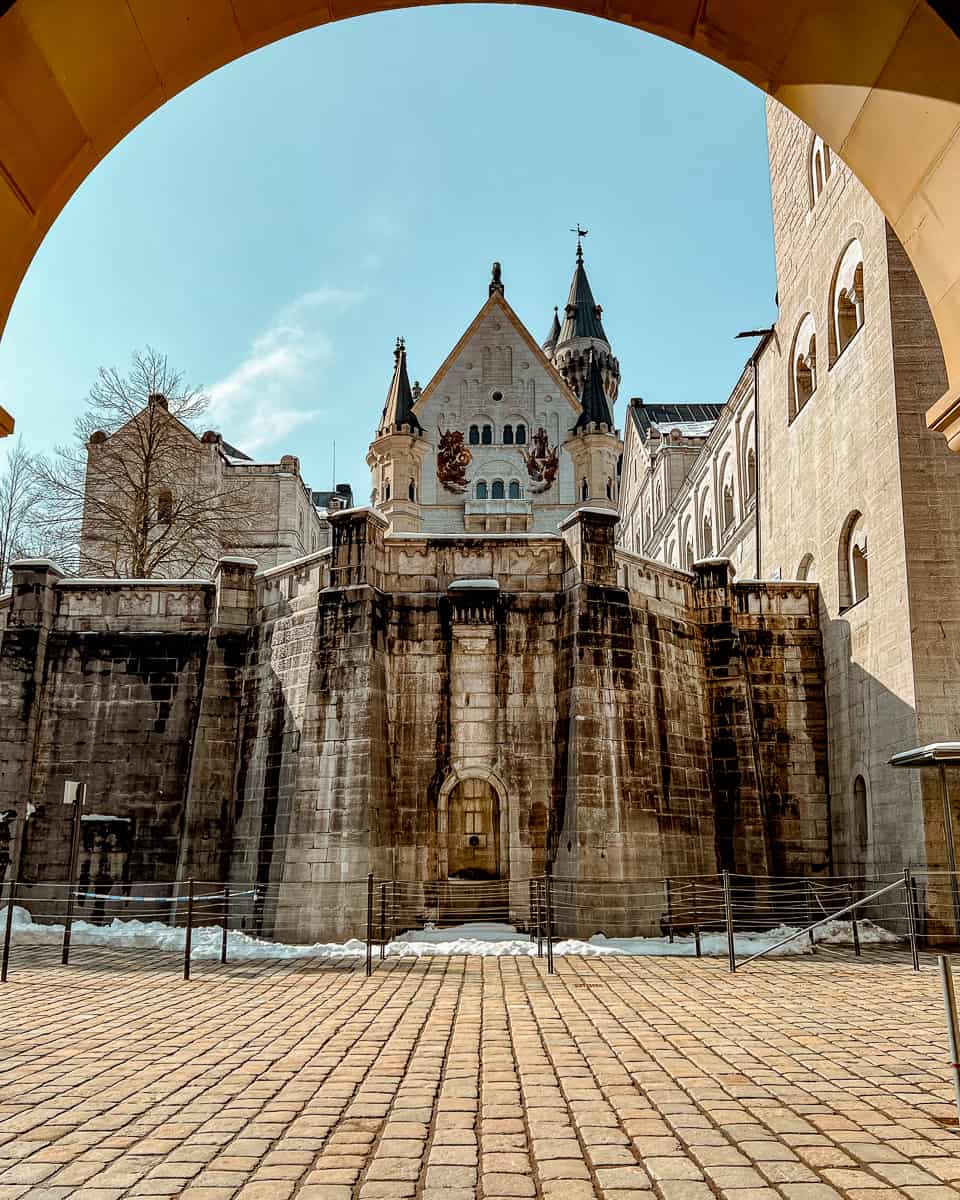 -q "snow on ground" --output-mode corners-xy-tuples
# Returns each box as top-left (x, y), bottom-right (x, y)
(0, 907), (901, 962)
